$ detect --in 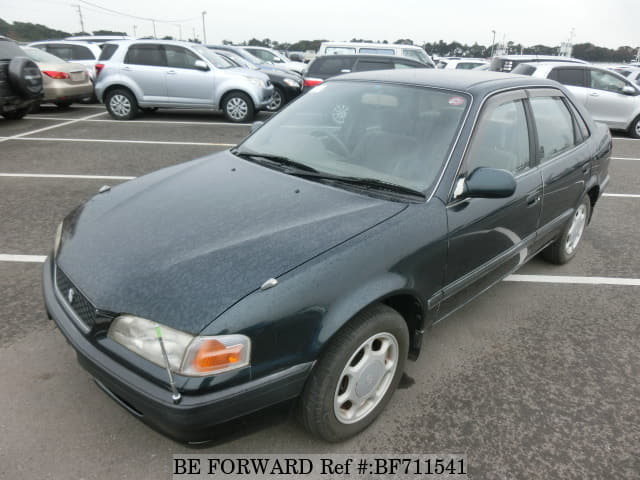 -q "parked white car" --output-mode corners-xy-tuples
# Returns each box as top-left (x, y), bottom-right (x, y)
(241, 46), (306, 74)
(436, 57), (488, 70)
(28, 41), (102, 80)
(513, 61), (640, 138)
(317, 42), (434, 66)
